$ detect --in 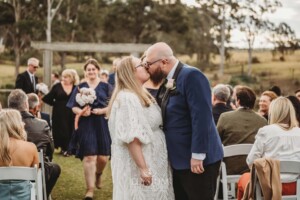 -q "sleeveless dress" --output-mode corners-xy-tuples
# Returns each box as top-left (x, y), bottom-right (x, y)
(67, 81), (112, 160)
(108, 90), (174, 200)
